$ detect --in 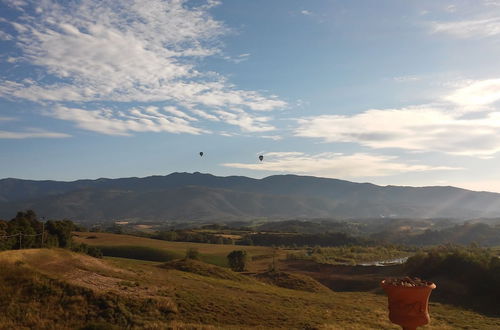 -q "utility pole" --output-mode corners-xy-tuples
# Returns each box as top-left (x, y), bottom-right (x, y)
(19, 232), (22, 250)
